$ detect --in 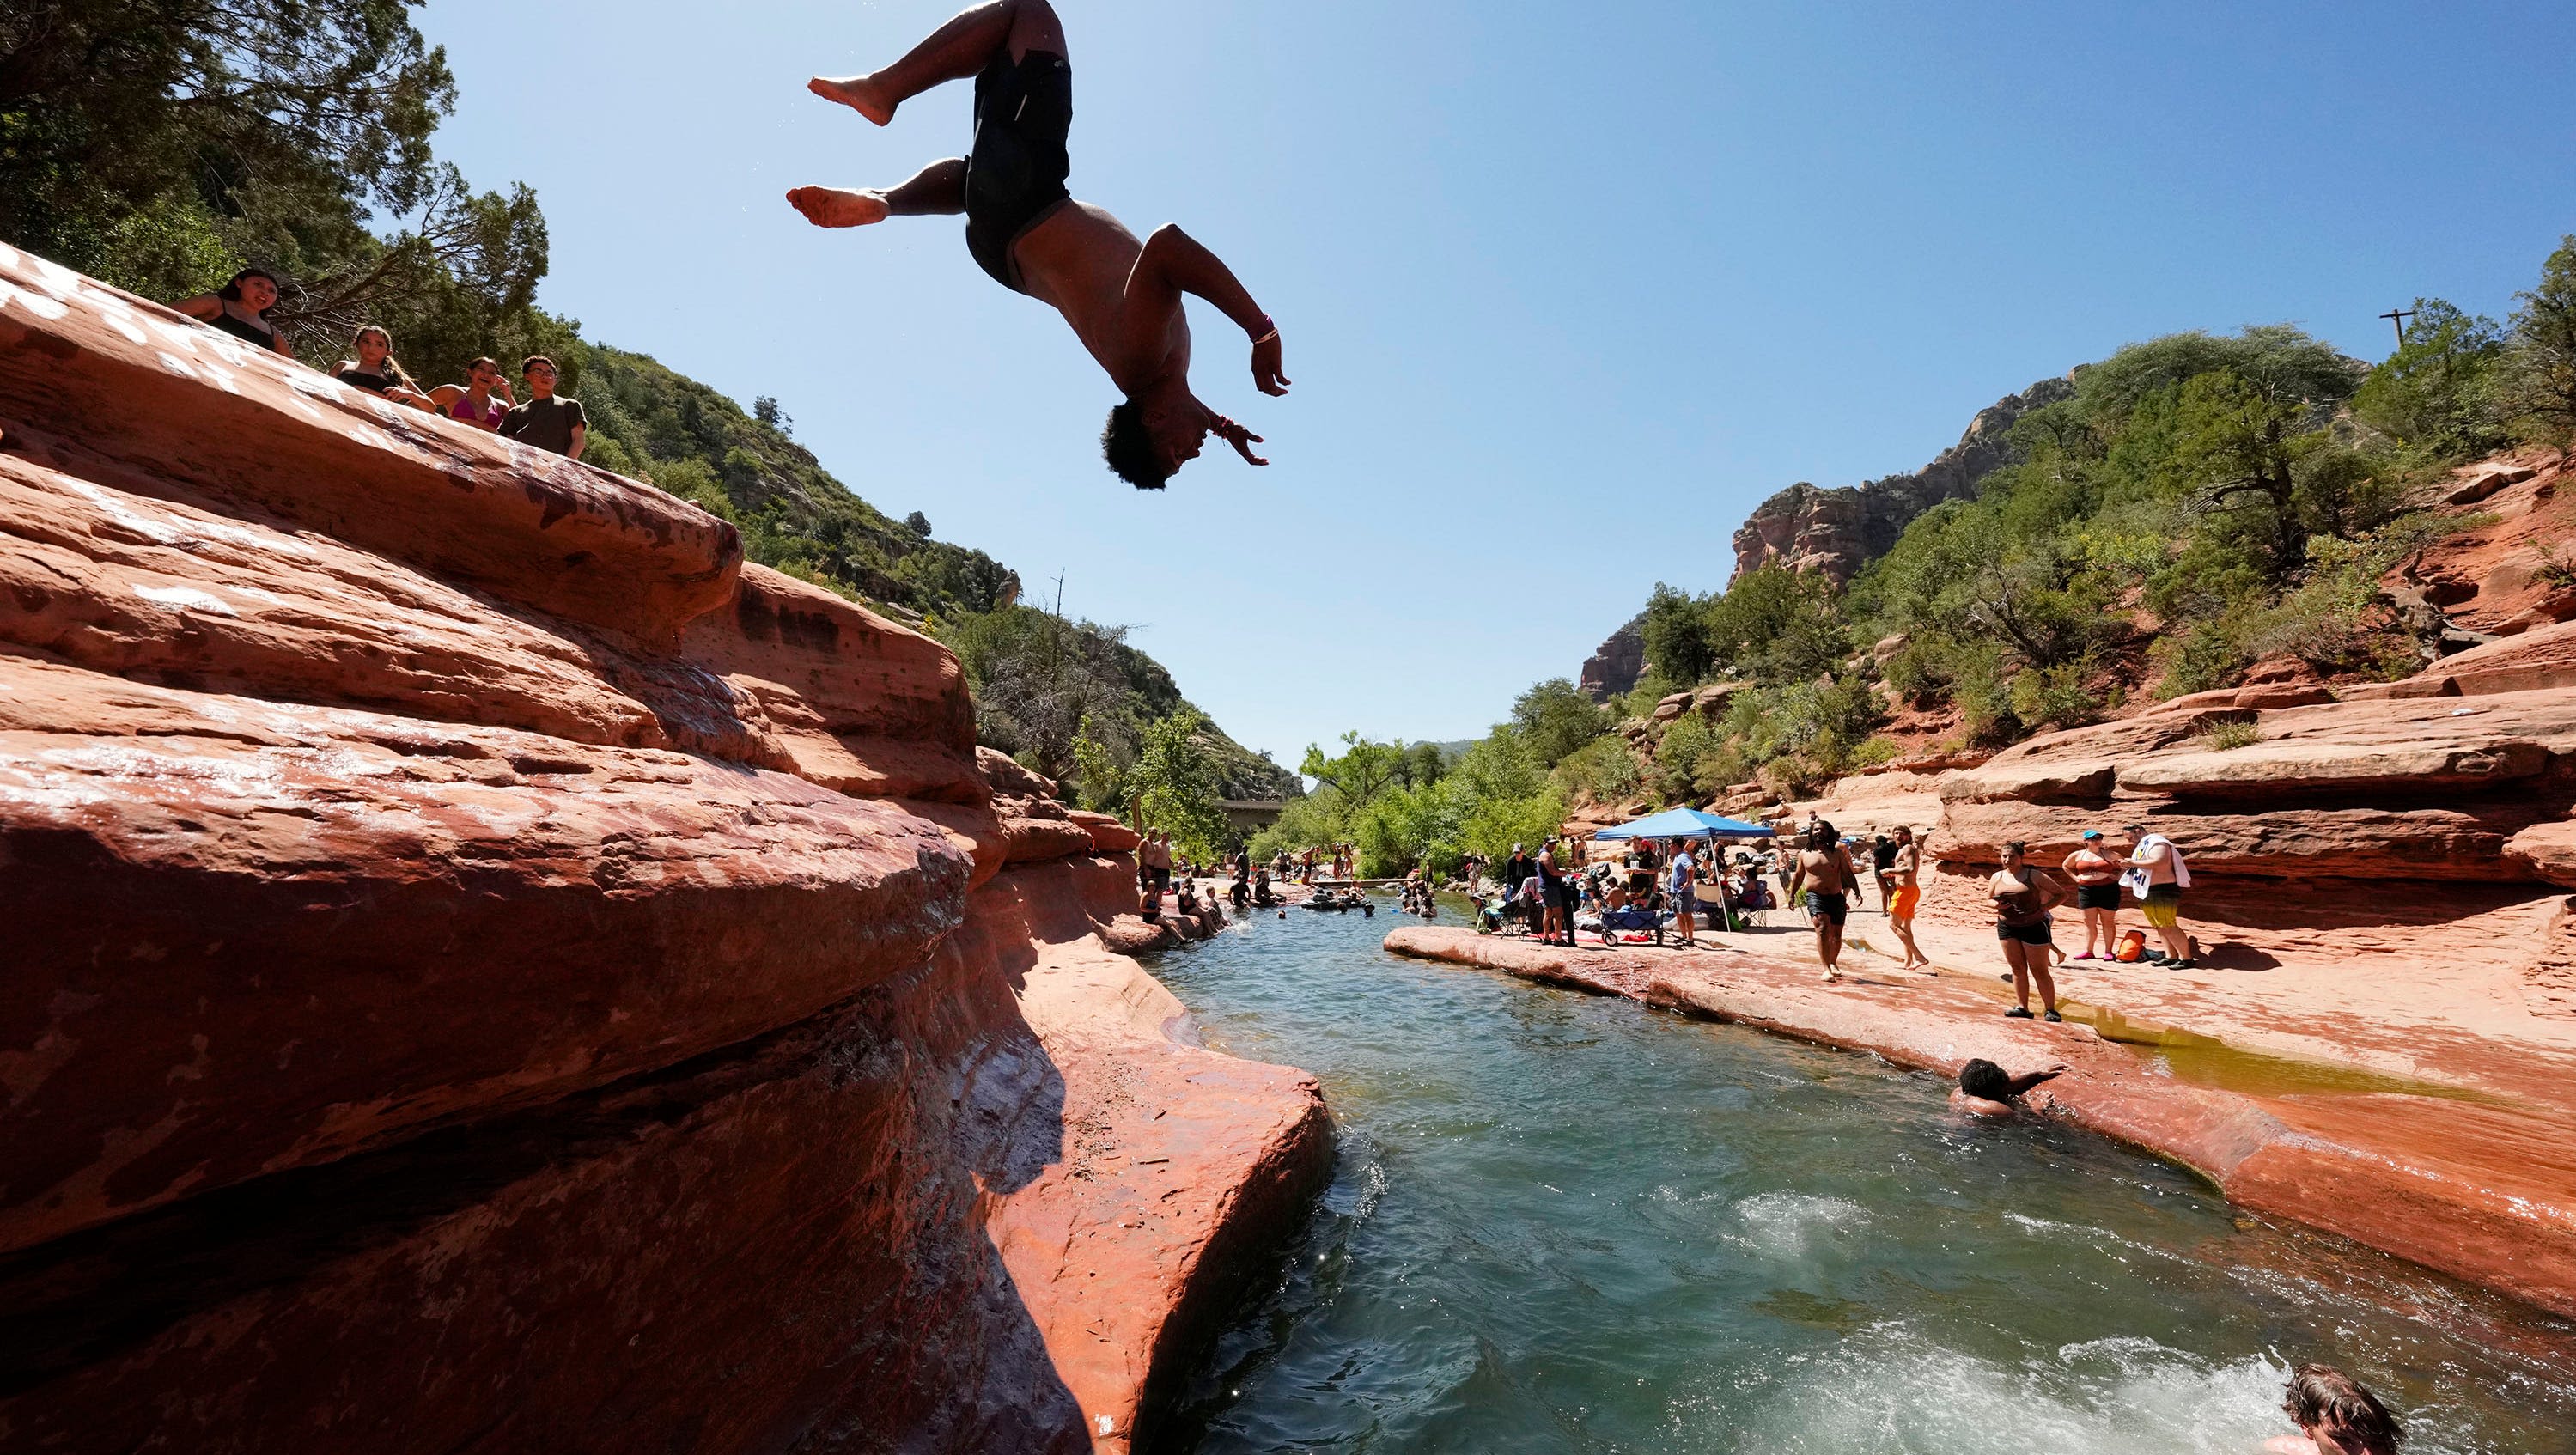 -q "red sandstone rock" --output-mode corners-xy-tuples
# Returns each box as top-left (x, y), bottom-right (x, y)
(1938, 795), (2551, 877)
(2506, 820), (2576, 890)
(0, 247), (1329, 1452)
(0, 652), (971, 1253)
(1071, 810), (1142, 854)
(0, 245), (740, 638)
